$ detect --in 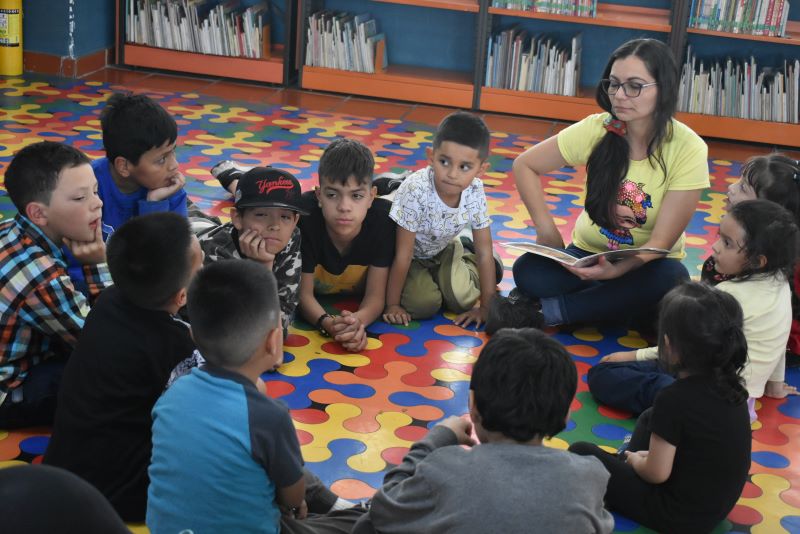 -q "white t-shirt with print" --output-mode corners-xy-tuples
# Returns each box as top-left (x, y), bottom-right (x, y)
(389, 167), (491, 259)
